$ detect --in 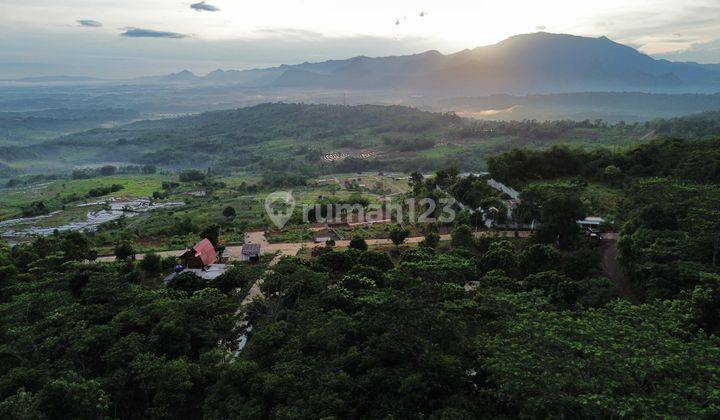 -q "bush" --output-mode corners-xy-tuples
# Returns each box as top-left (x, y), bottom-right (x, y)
(421, 231), (440, 249)
(480, 241), (518, 274)
(98, 165), (116, 176)
(114, 242), (135, 261)
(86, 184), (124, 198)
(223, 206), (237, 219)
(576, 277), (620, 308)
(22, 201), (49, 217)
(179, 170), (206, 182)
(316, 250), (357, 273)
(451, 224), (475, 249)
(152, 191), (168, 200)
(518, 244), (561, 275)
(139, 253), (162, 273)
(167, 272), (206, 294)
(357, 251), (393, 271)
(389, 225), (410, 247)
(349, 236), (368, 252)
